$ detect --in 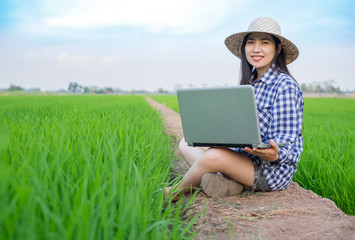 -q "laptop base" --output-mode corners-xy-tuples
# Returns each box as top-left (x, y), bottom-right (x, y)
(189, 142), (289, 149)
